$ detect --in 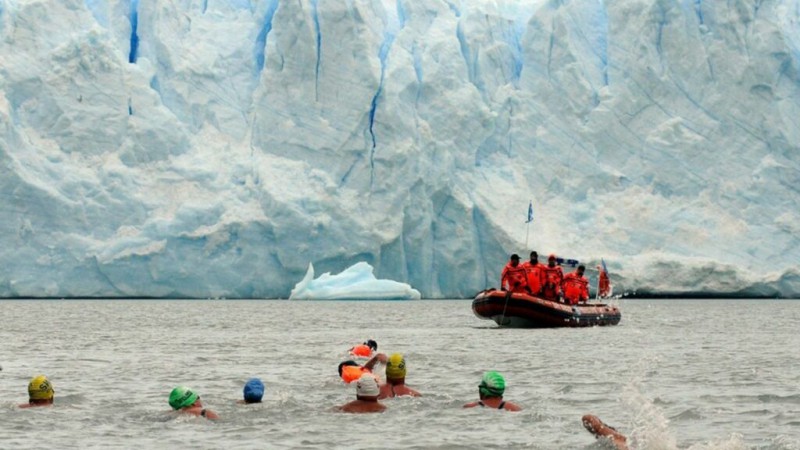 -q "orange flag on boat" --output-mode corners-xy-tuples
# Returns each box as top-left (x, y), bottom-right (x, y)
(597, 259), (612, 298)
